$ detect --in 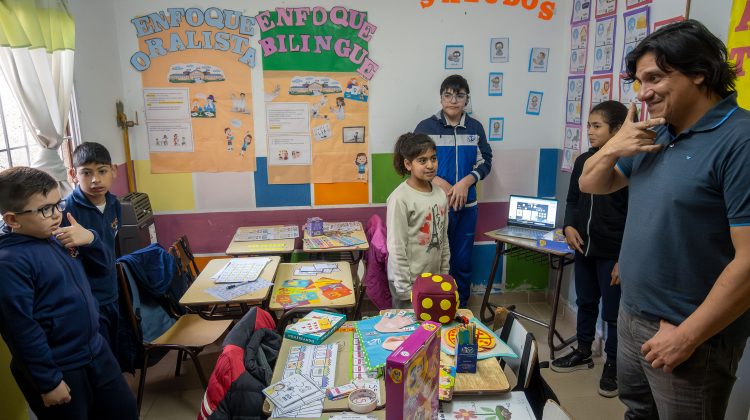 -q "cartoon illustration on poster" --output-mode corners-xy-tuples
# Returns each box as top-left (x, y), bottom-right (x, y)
(594, 16), (616, 74)
(129, 8), (257, 173)
(590, 74), (613, 107)
(621, 7), (650, 74)
(570, 23), (589, 74)
(571, 0), (592, 24)
(490, 37), (509, 63)
(566, 76), (585, 124)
